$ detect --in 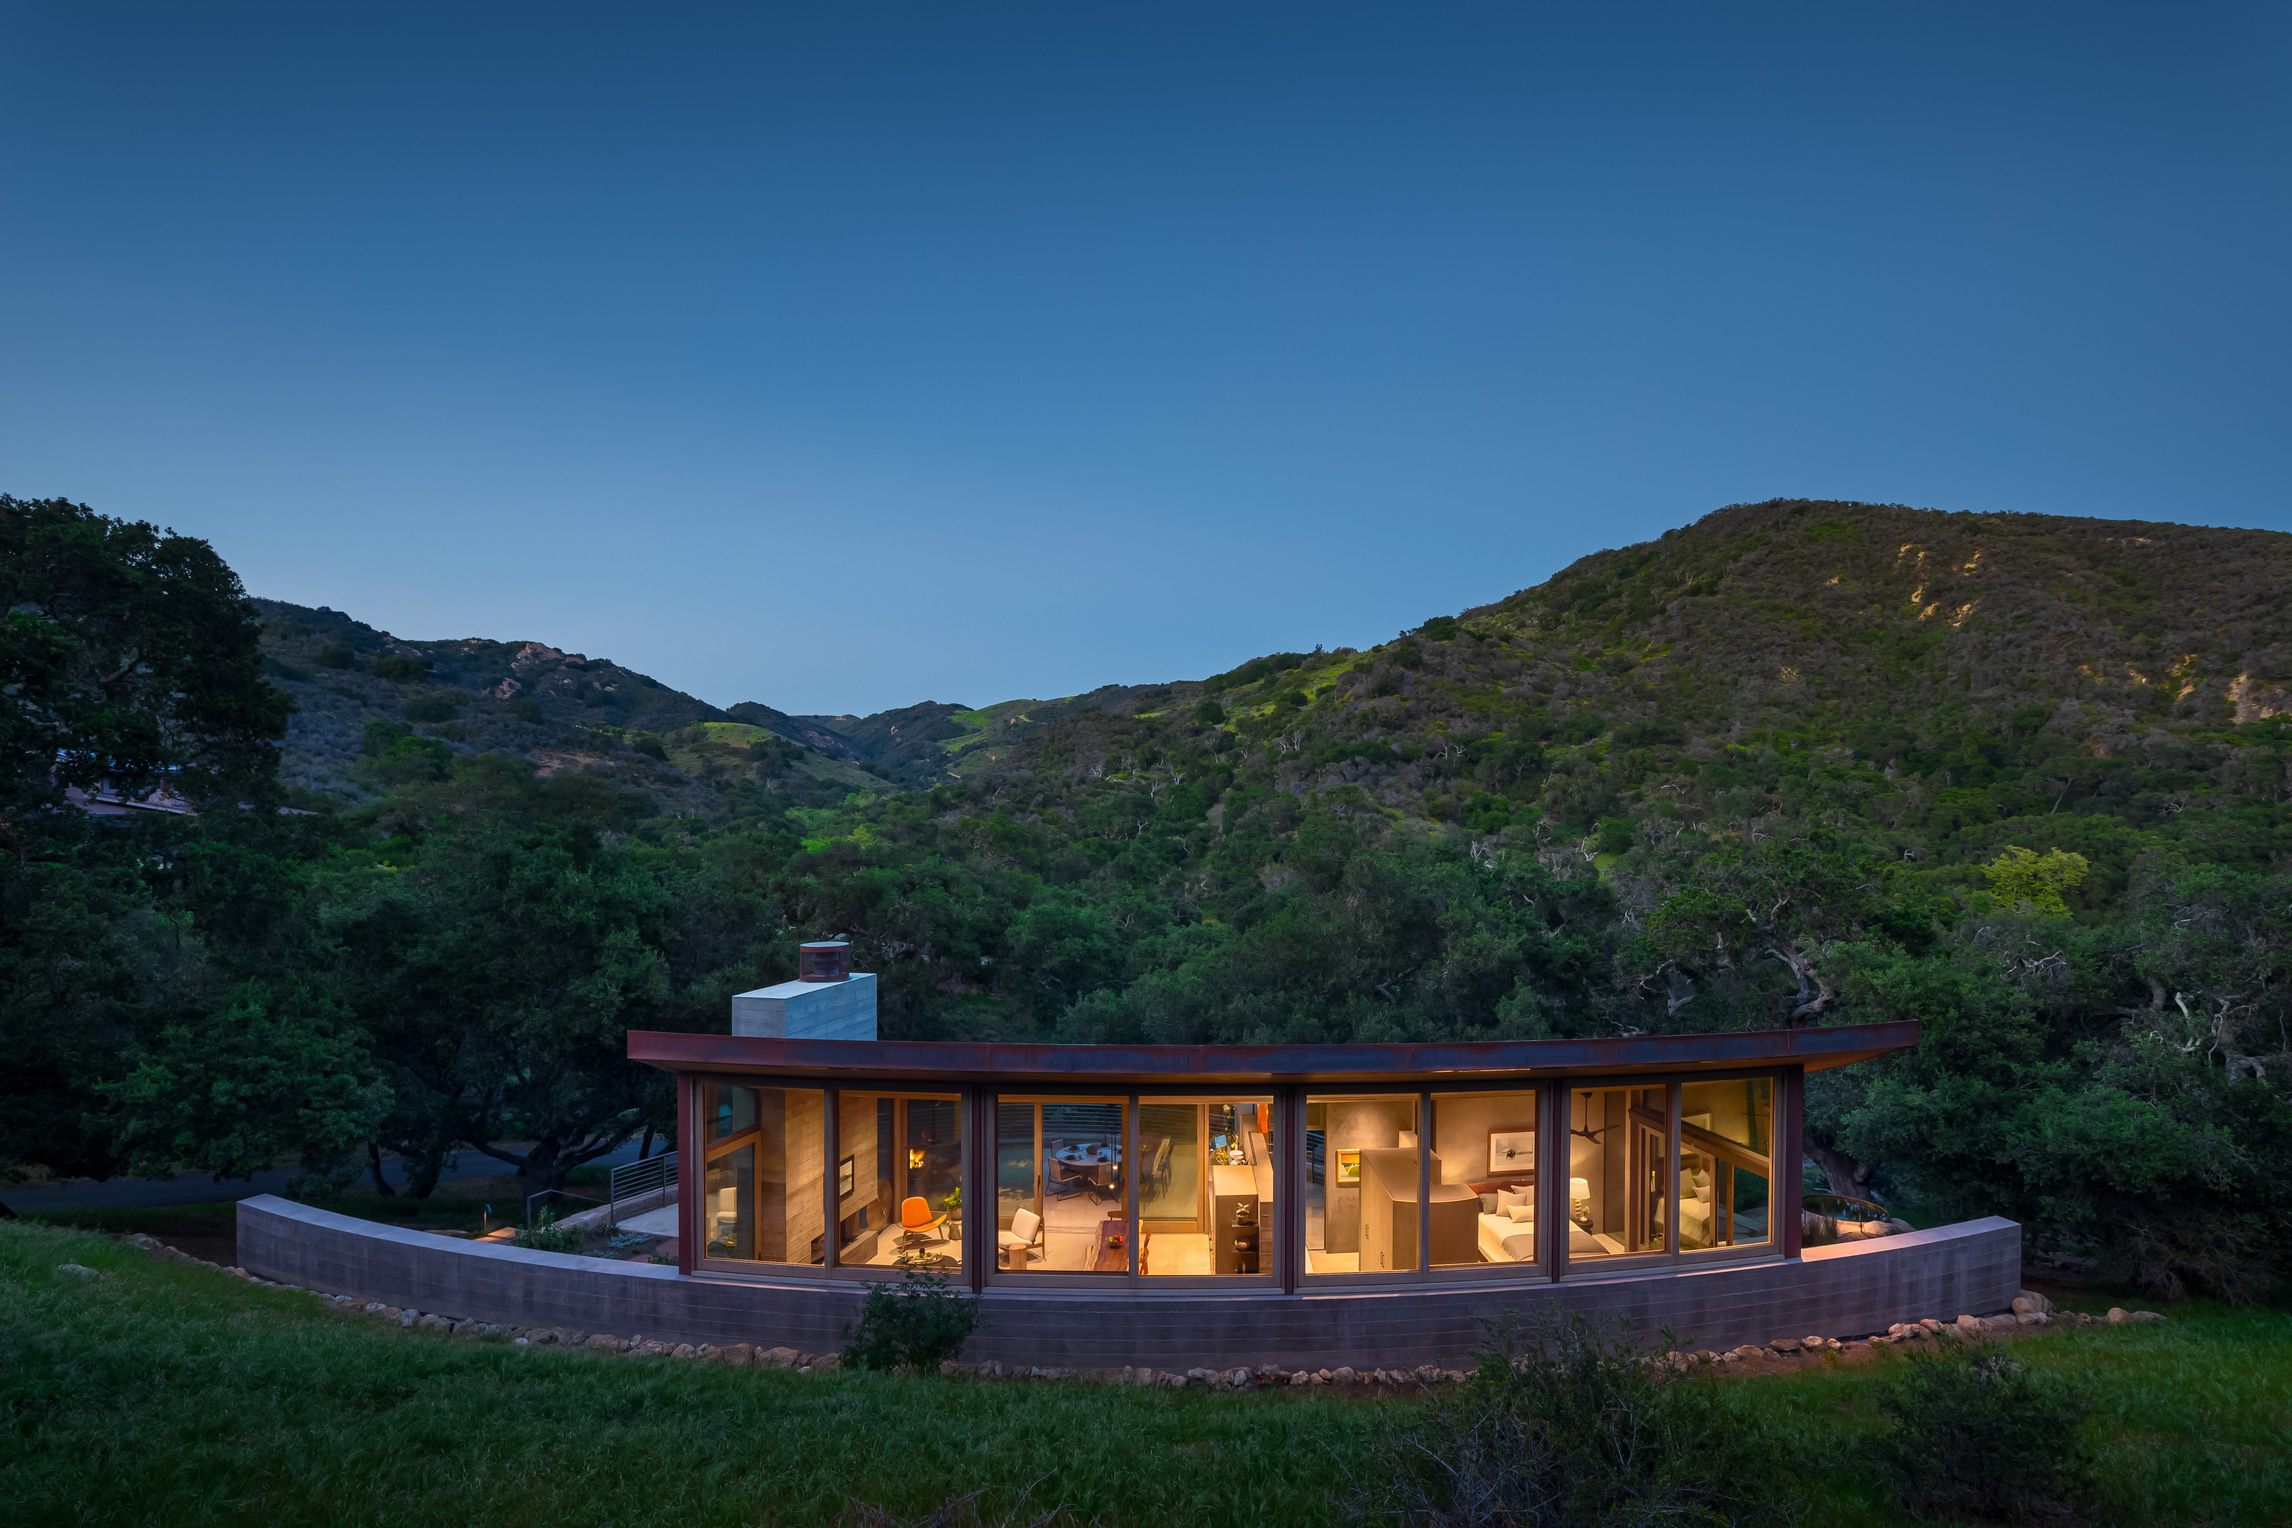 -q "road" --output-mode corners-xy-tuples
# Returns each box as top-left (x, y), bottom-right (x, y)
(3, 1138), (654, 1213)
